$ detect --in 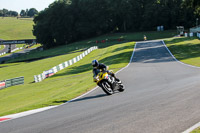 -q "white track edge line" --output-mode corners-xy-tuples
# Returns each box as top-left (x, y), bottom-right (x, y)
(0, 42), (137, 123)
(182, 121), (200, 133)
(116, 42), (137, 74)
(68, 42), (137, 102)
(162, 40), (200, 133)
(0, 106), (57, 123)
(162, 40), (200, 69)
